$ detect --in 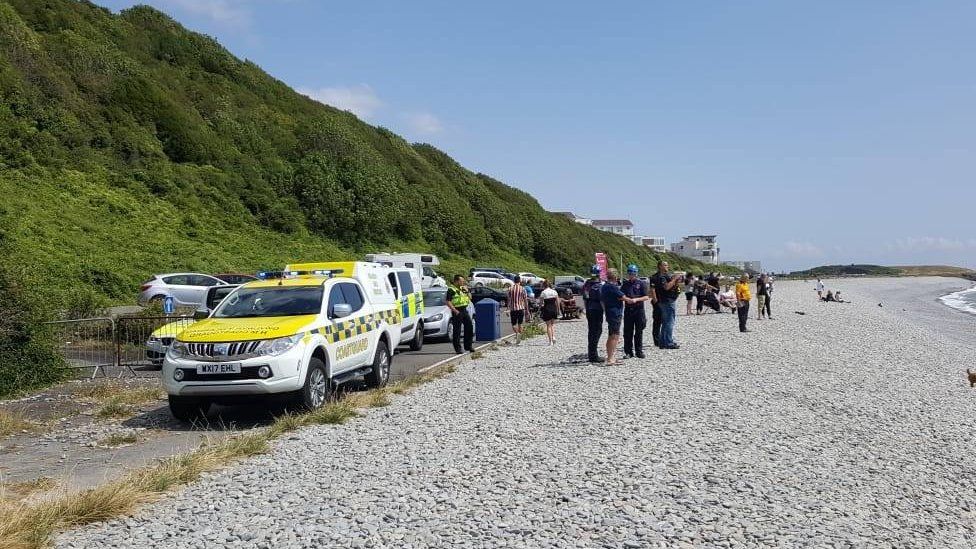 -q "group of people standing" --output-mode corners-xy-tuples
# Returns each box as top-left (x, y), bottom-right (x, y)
(583, 260), (682, 366)
(446, 266), (776, 362)
(581, 265), (779, 363)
